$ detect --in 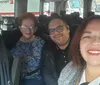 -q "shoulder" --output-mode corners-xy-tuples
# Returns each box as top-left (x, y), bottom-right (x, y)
(58, 62), (80, 85)
(42, 41), (56, 63)
(59, 62), (74, 78)
(34, 36), (45, 44)
(11, 41), (24, 57)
